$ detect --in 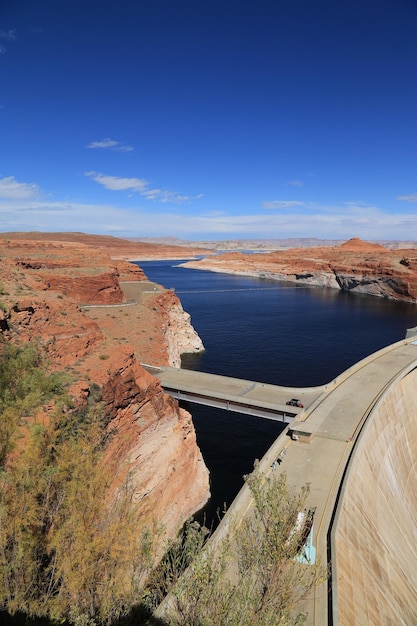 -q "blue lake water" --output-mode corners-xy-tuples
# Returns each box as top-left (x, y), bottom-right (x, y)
(136, 259), (417, 525)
